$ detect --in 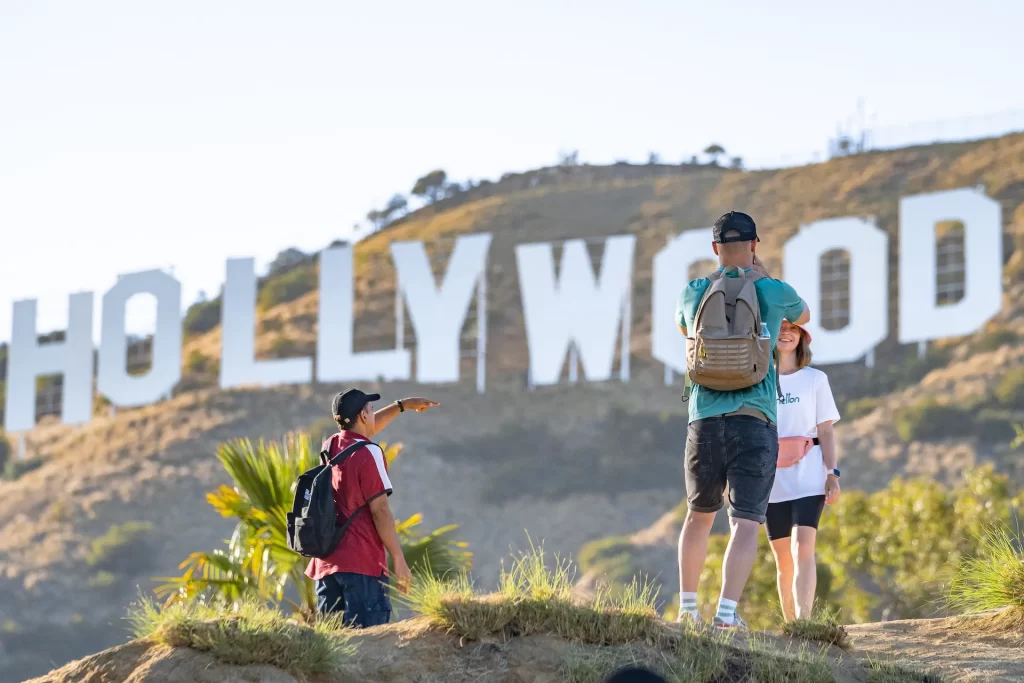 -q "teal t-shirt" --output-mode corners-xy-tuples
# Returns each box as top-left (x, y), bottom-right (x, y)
(675, 268), (805, 423)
